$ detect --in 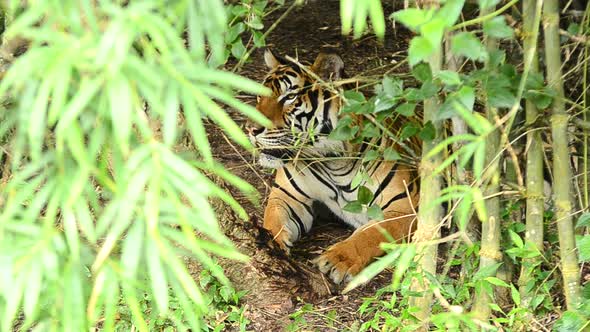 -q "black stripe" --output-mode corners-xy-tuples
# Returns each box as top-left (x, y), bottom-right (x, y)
(308, 89), (319, 112)
(320, 90), (333, 134)
(369, 163), (399, 206)
(274, 182), (314, 217)
(369, 161), (383, 177)
(283, 168), (312, 199)
(381, 191), (409, 211)
(286, 204), (305, 236)
(307, 167), (339, 199)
